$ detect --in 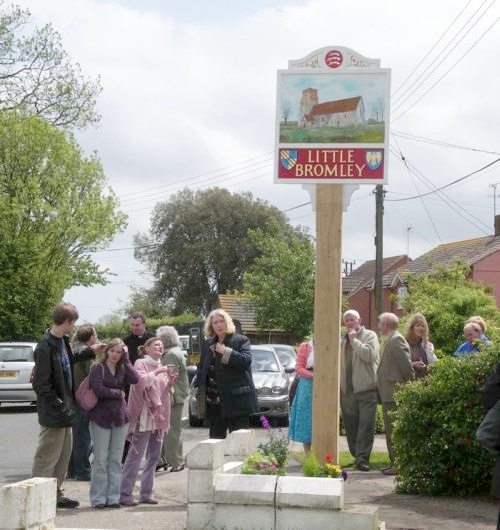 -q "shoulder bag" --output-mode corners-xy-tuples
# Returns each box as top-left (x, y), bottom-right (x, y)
(75, 363), (103, 411)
